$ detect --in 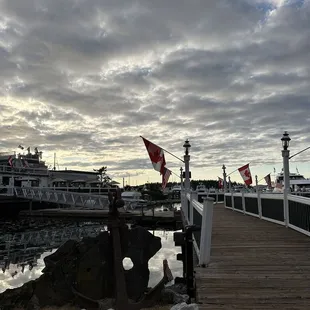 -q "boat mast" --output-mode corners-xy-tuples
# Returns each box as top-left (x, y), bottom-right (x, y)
(53, 153), (56, 171)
